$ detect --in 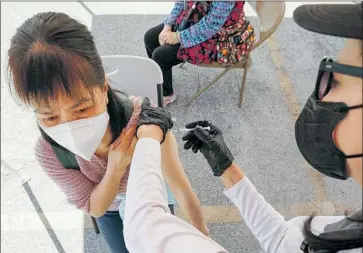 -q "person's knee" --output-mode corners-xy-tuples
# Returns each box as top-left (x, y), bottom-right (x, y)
(144, 28), (156, 46)
(151, 47), (165, 65)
